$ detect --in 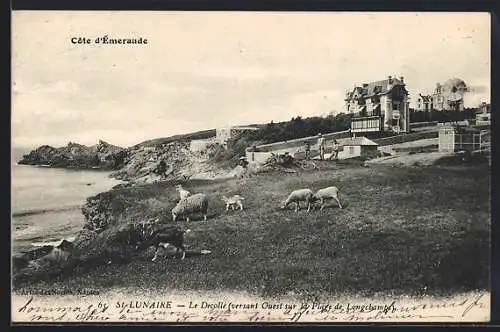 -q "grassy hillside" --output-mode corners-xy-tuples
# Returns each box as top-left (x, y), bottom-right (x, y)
(14, 162), (490, 299)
